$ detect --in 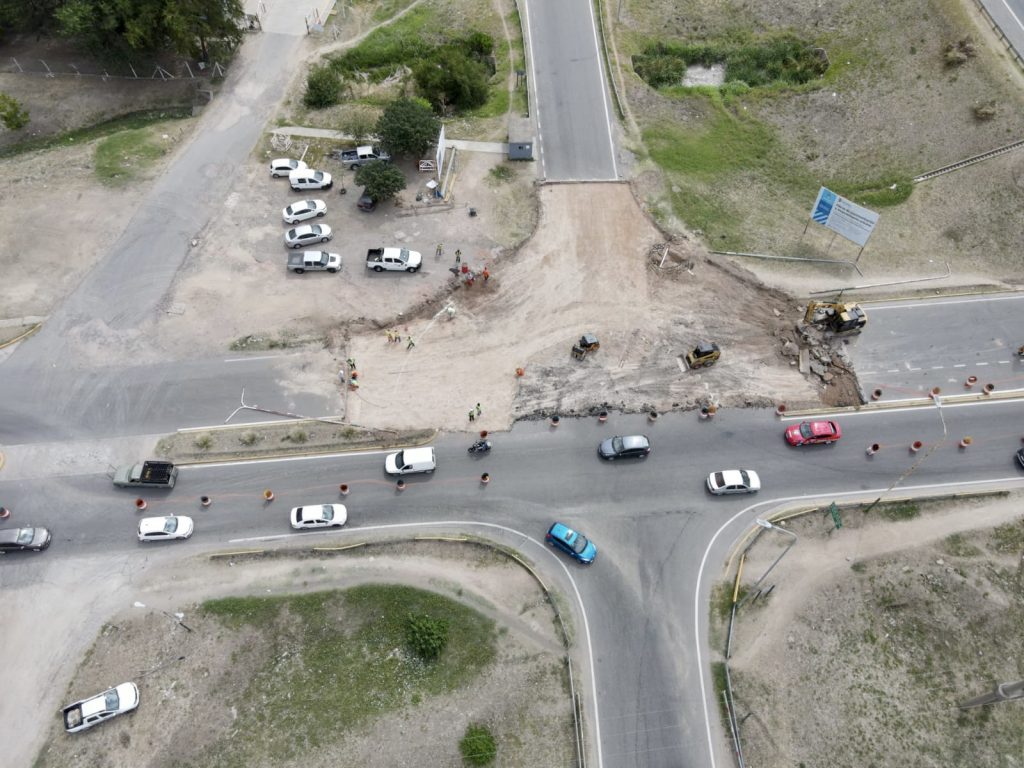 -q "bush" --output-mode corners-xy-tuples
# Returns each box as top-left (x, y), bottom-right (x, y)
(414, 47), (490, 113)
(459, 723), (497, 766)
(340, 106), (379, 143)
(239, 431), (259, 446)
(0, 93), (29, 131)
(193, 434), (214, 450)
(354, 161), (406, 202)
(304, 65), (341, 109)
(405, 613), (449, 661)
